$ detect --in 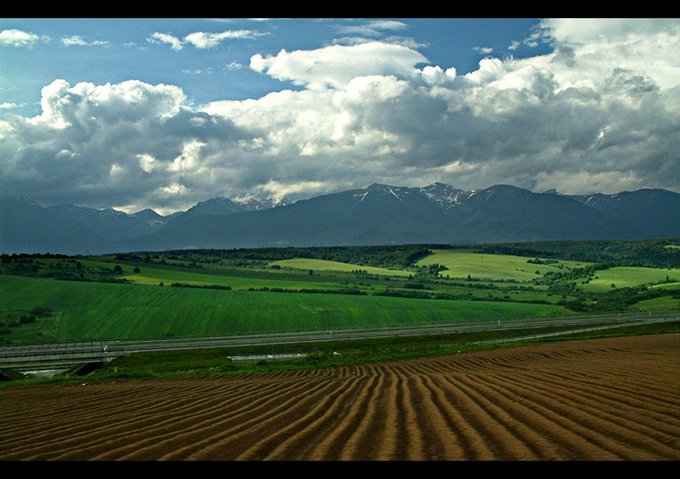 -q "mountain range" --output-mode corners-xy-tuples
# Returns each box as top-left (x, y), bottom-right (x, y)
(1, 183), (678, 255)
